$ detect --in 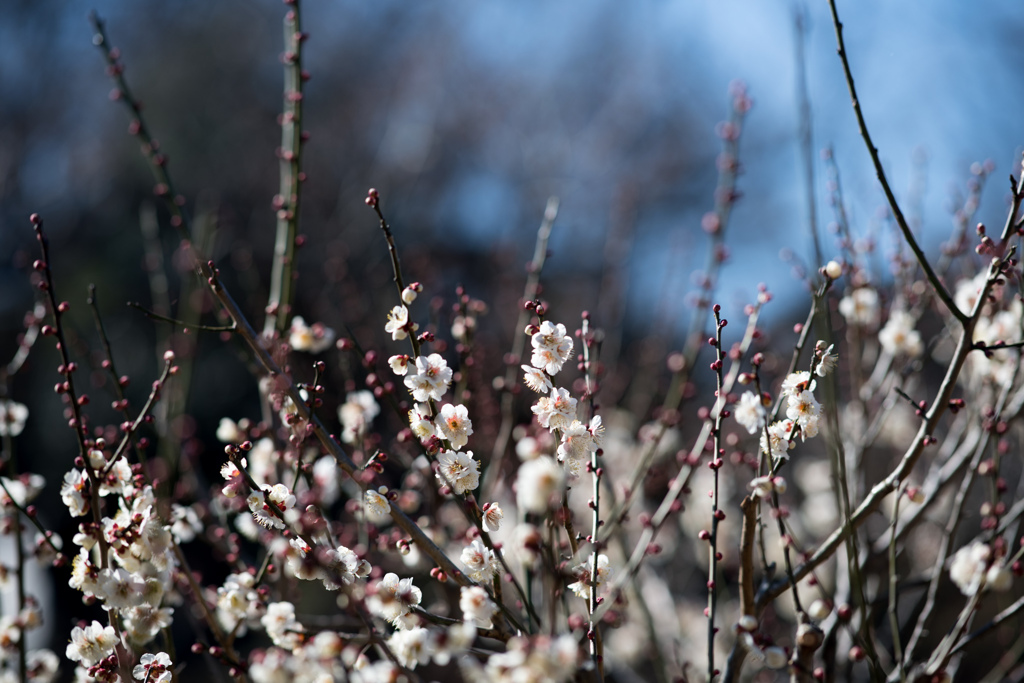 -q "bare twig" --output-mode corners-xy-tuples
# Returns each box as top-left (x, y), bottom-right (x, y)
(483, 197), (558, 497)
(263, 1), (307, 336)
(825, 0), (964, 322)
(794, 5), (823, 270)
